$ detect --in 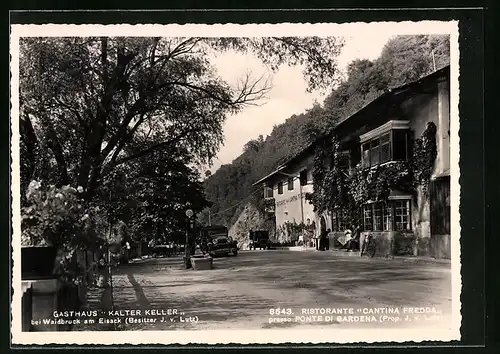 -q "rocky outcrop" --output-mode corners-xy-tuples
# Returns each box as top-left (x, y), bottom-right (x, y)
(228, 203), (275, 249)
